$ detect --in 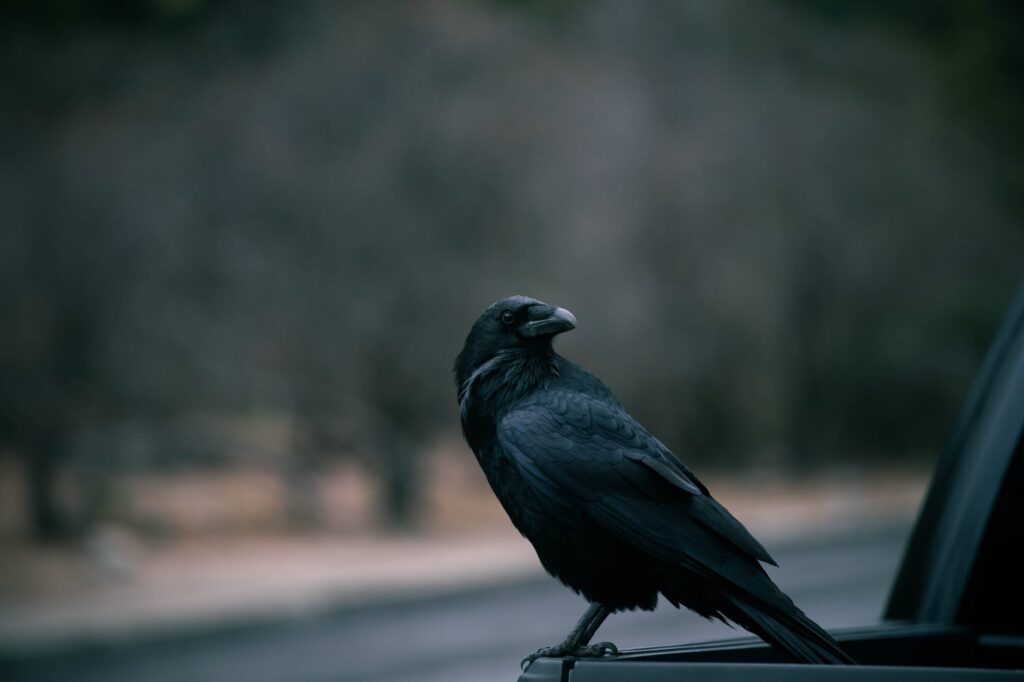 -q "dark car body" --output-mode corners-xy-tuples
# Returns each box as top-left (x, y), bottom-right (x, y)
(520, 281), (1024, 681)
